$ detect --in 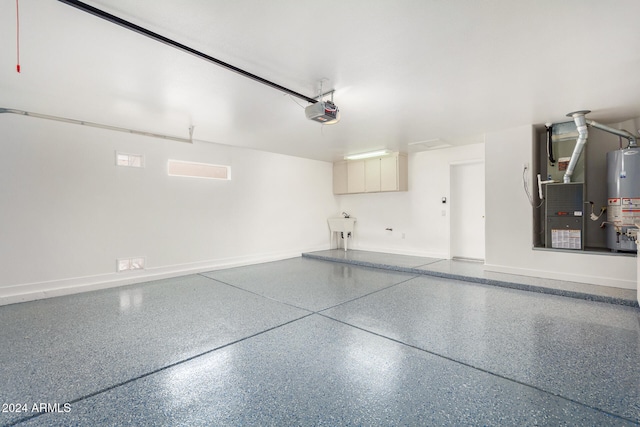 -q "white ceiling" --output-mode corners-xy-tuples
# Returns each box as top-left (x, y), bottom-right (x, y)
(2, 0), (640, 161)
